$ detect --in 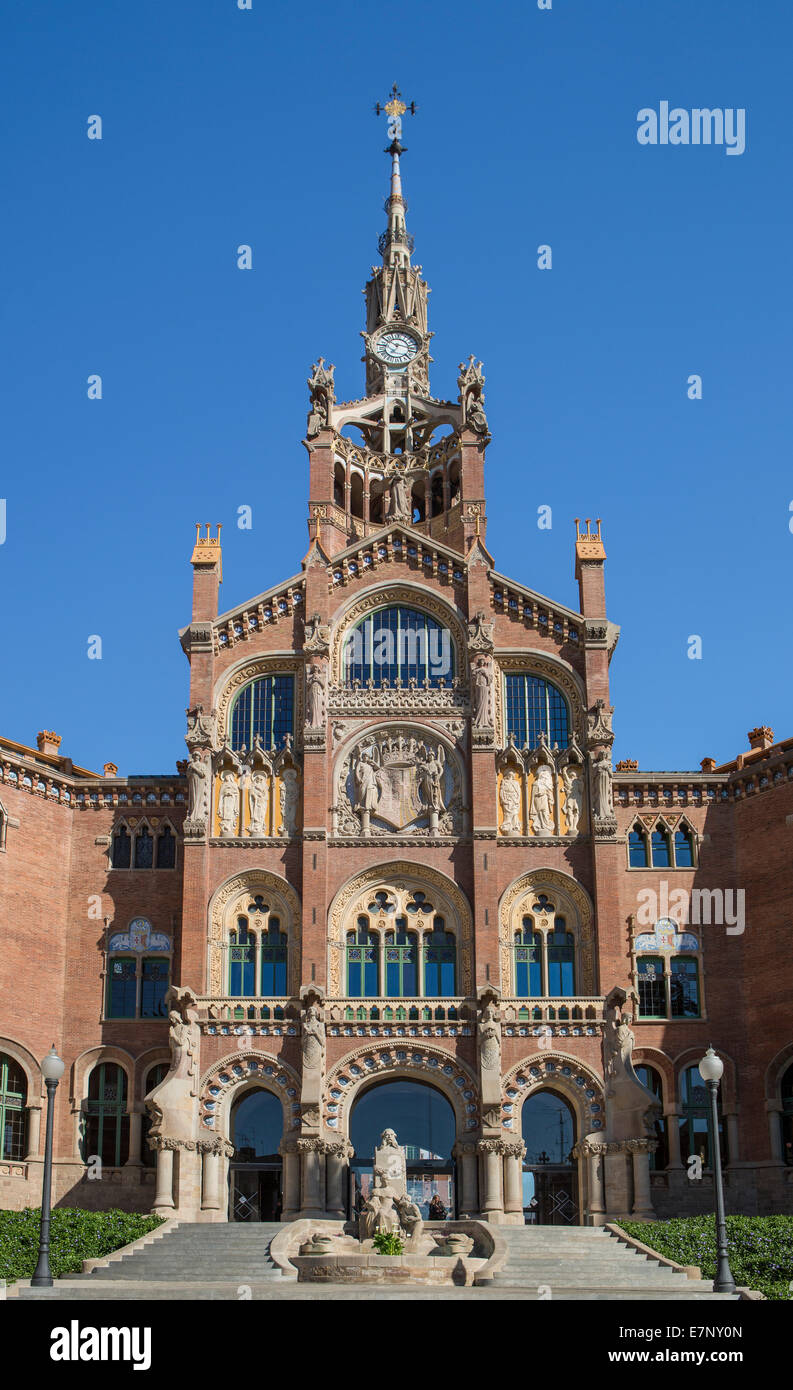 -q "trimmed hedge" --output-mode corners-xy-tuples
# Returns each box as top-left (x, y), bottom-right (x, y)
(0, 1208), (164, 1285)
(621, 1214), (793, 1302)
